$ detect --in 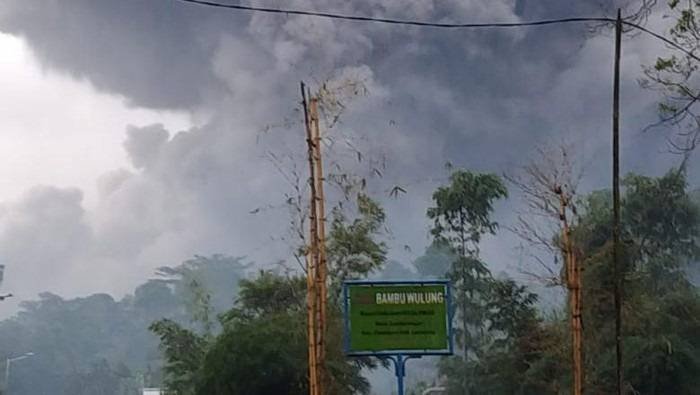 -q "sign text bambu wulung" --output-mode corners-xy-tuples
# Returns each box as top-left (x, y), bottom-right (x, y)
(343, 281), (452, 355)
